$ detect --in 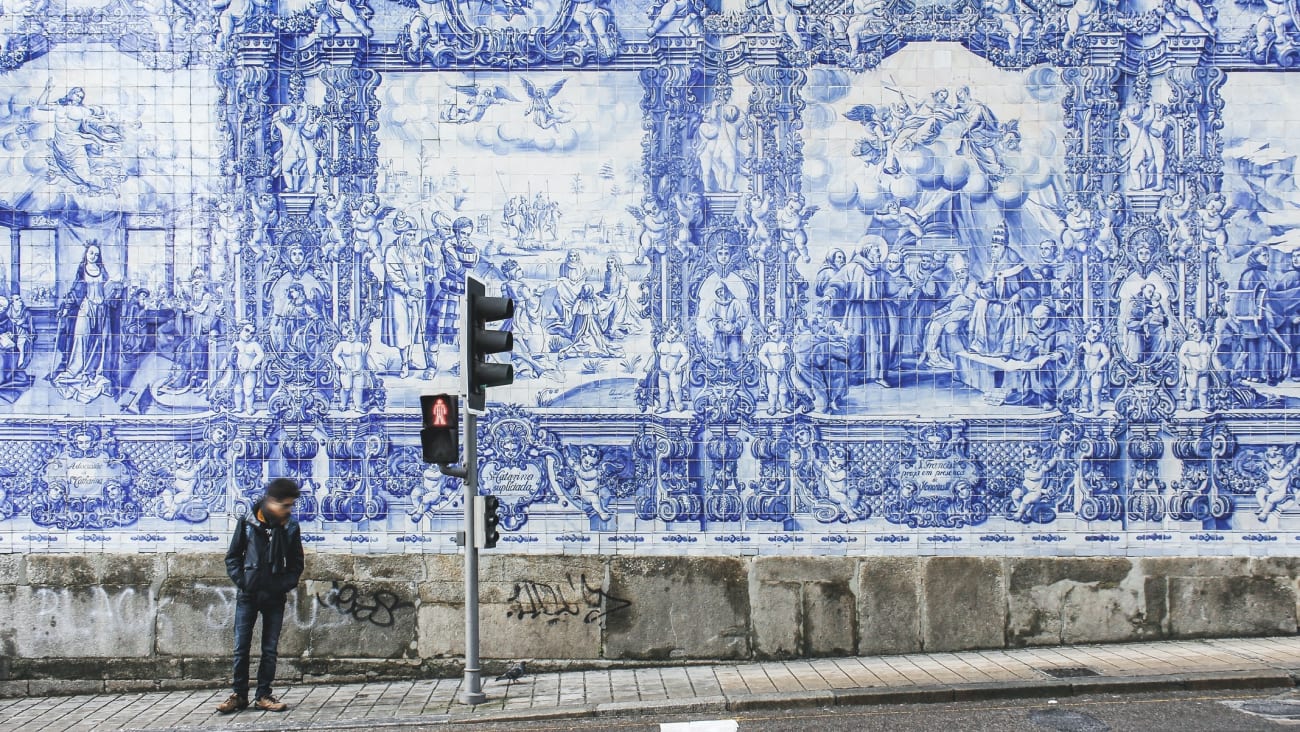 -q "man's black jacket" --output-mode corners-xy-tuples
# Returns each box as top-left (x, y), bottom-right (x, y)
(225, 501), (305, 597)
